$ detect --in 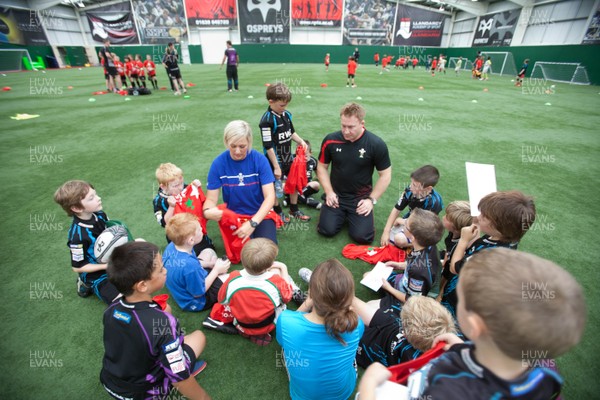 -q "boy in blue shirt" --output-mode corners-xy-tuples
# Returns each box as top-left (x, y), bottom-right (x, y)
(381, 165), (443, 248)
(162, 213), (230, 312)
